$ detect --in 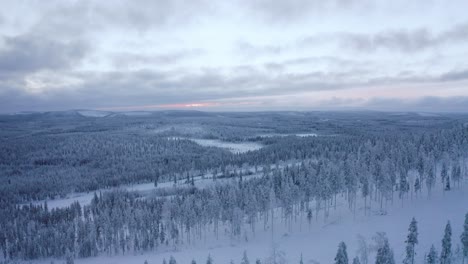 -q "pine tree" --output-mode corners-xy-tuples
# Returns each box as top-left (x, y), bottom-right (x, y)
(445, 177), (451, 191)
(255, 259), (261, 264)
(441, 163), (448, 184)
(299, 253), (304, 264)
(403, 218), (418, 264)
(241, 251), (250, 264)
(440, 221), (452, 264)
(353, 257), (361, 264)
(461, 213), (468, 264)
(375, 238), (395, 264)
(207, 254), (213, 264)
(192, 260), (197, 264)
(426, 165), (436, 196)
(169, 256), (177, 264)
(426, 245), (437, 264)
(414, 178), (421, 196)
(65, 249), (74, 264)
(335, 241), (349, 264)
